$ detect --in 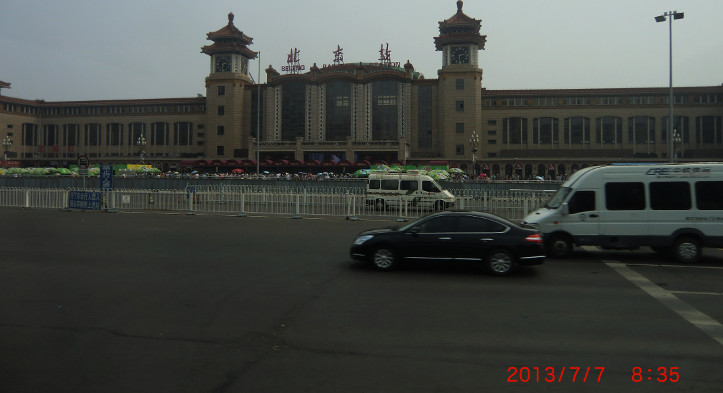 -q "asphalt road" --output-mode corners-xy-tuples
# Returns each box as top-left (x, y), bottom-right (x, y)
(1, 208), (722, 393)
